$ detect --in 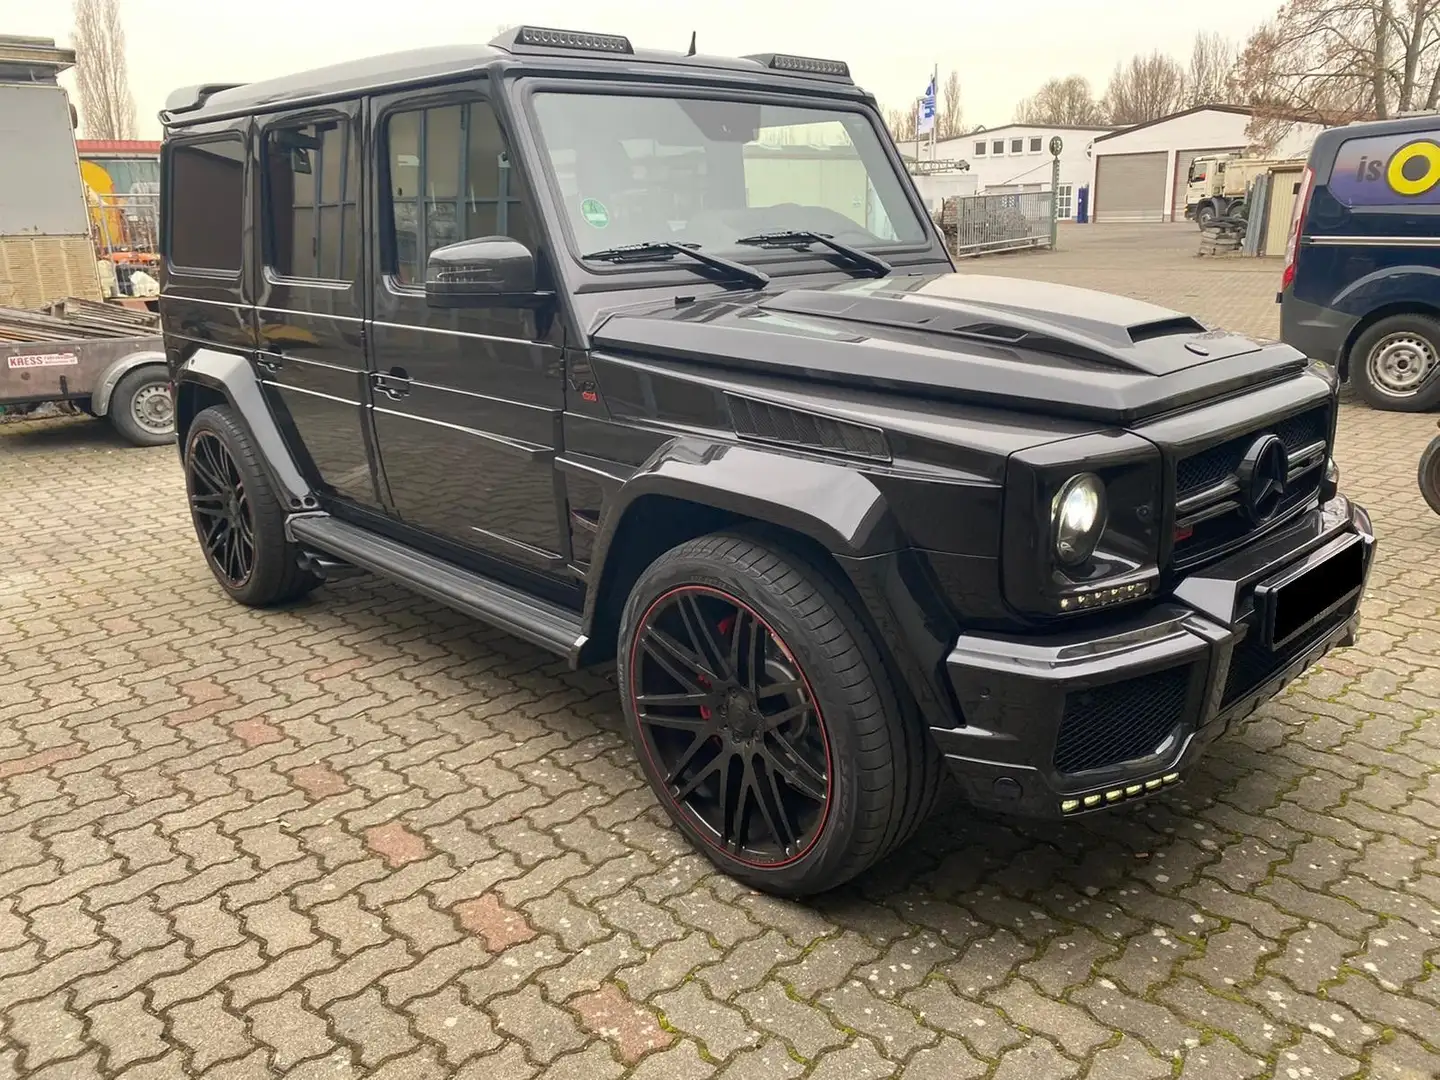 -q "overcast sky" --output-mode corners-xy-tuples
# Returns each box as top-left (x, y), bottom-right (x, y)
(1, 0), (1277, 139)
